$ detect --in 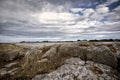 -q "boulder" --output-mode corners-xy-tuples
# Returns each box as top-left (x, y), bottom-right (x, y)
(58, 44), (81, 57)
(0, 43), (27, 67)
(4, 43), (119, 79)
(86, 46), (117, 68)
(113, 43), (120, 73)
(32, 58), (120, 80)
(58, 44), (117, 68)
